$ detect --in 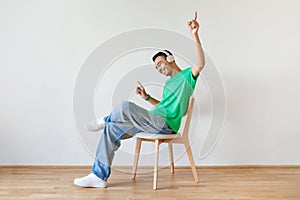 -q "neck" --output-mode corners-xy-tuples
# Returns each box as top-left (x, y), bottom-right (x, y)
(169, 63), (181, 77)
